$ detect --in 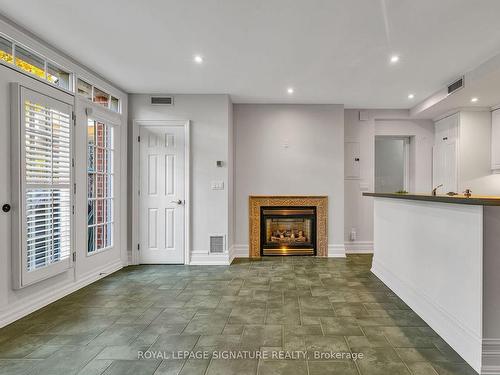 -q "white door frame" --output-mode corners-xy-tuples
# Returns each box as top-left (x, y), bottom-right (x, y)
(132, 120), (190, 265)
